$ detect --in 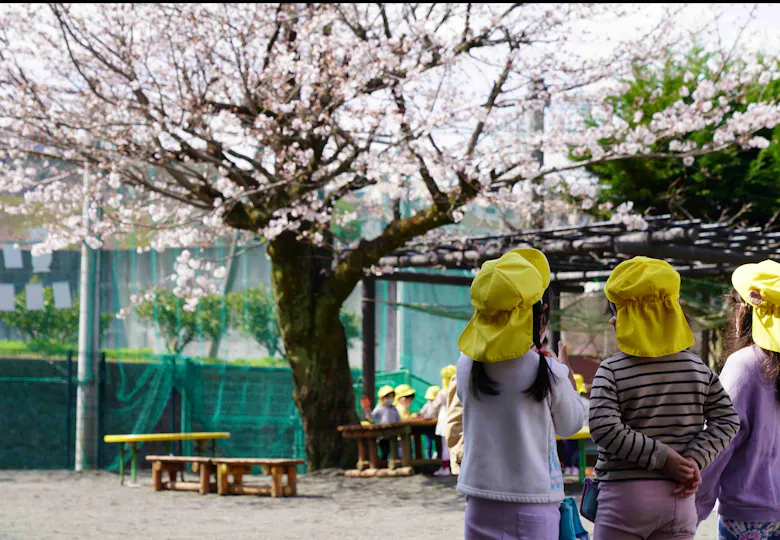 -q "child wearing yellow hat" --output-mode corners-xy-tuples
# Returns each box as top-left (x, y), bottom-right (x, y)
(393, 384), (417, 421)
(419, 385), (442, 420)
(456, 248), (585, 540)
(362, 385), (402, 461)
(589, 256), (739, 539)
(696, 260), (780, 538)
(432, 365), (457, 476)
(420, 384), (442, 461)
